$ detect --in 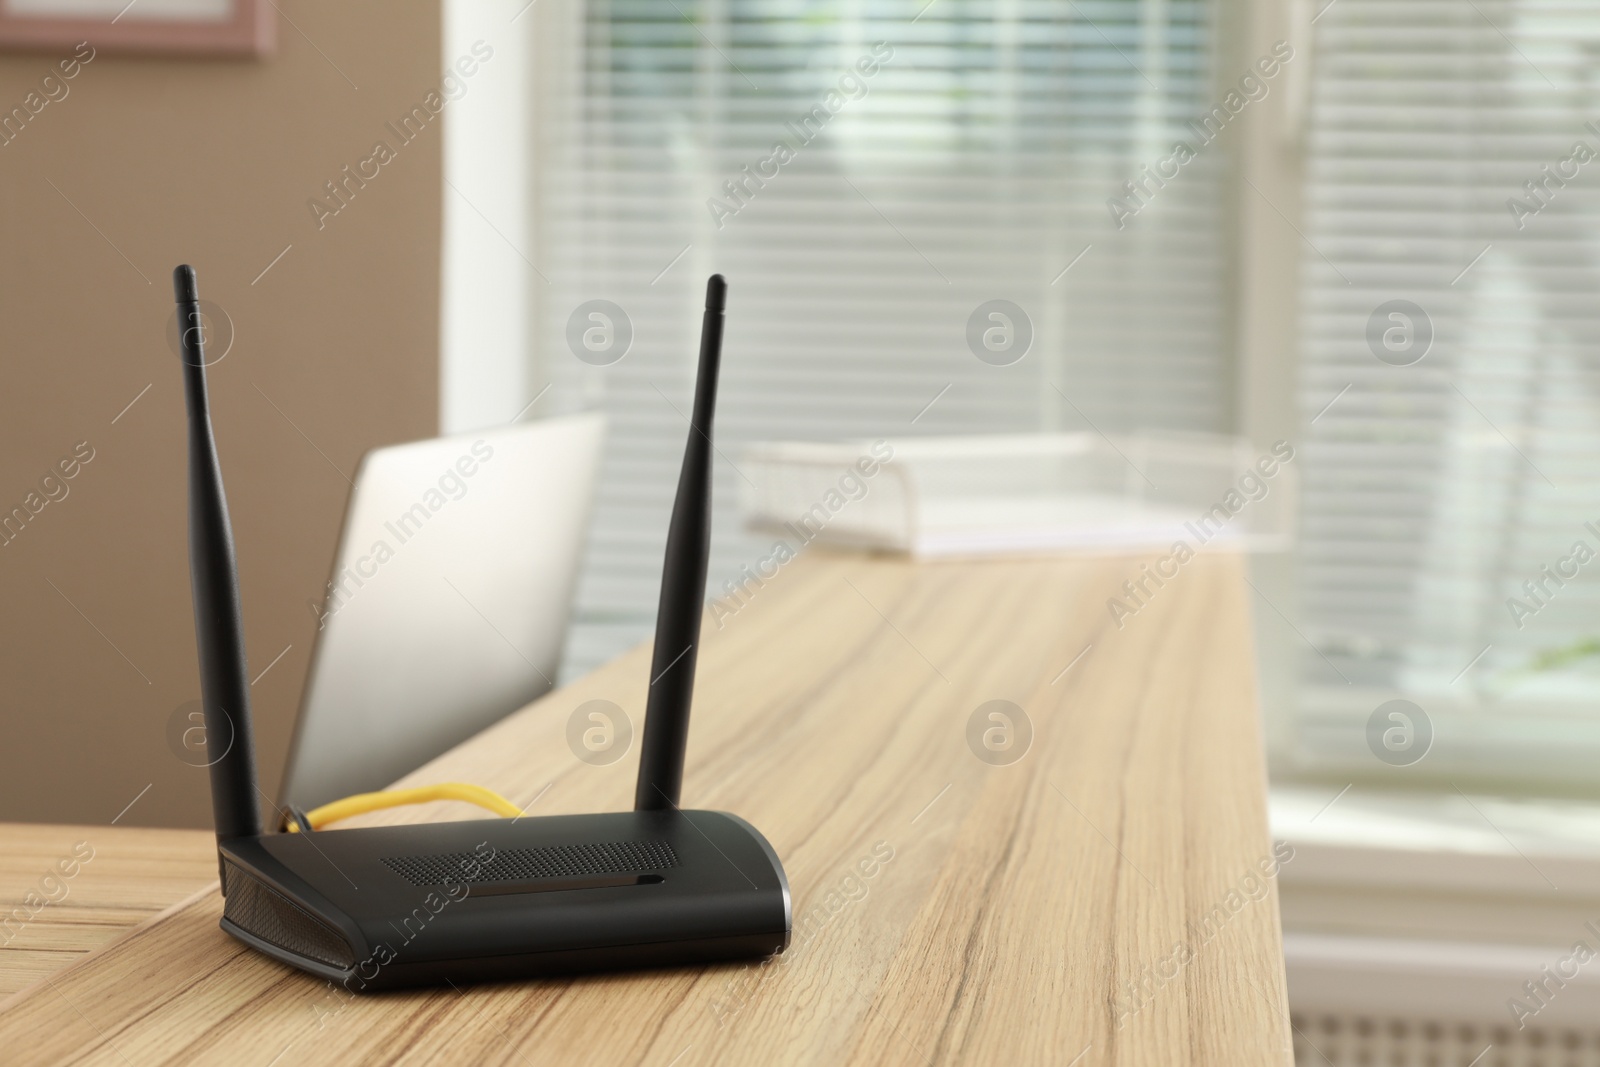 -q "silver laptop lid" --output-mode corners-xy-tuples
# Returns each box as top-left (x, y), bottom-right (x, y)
(280, 414), (604, 811)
